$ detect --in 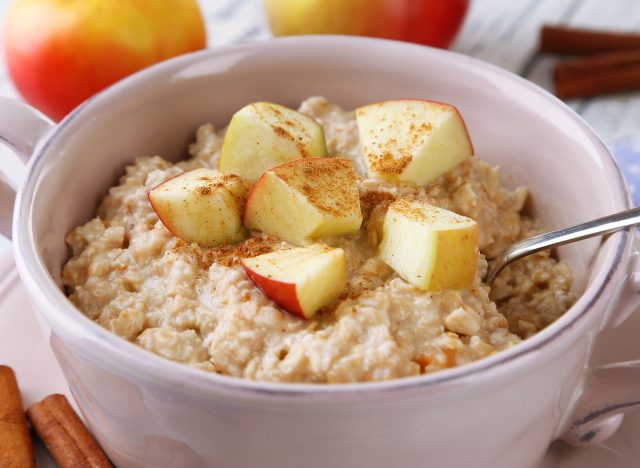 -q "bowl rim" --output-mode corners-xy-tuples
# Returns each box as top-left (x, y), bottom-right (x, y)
(13, 35), (633, 398)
